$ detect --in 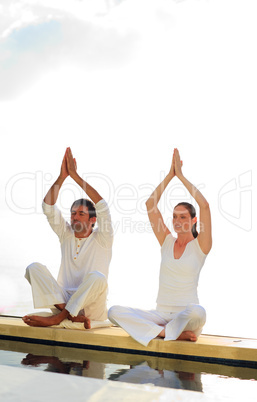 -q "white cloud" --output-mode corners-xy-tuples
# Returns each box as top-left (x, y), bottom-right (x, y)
(0, 0), (124, 38)
(0, 0), (139, 99)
